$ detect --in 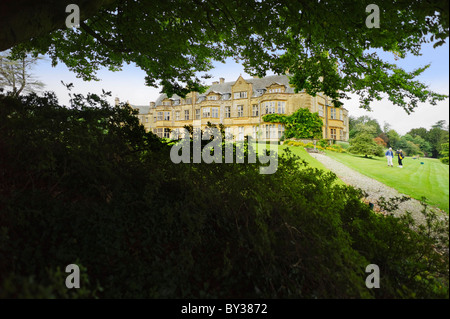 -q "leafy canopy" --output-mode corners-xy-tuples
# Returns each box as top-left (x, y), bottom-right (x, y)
(8, 0), (449, 111)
